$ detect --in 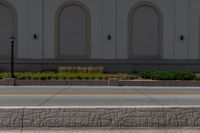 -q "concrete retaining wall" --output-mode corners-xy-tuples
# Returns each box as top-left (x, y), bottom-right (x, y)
(2, 79), (200, 87)
(1, 106), (200, 128)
